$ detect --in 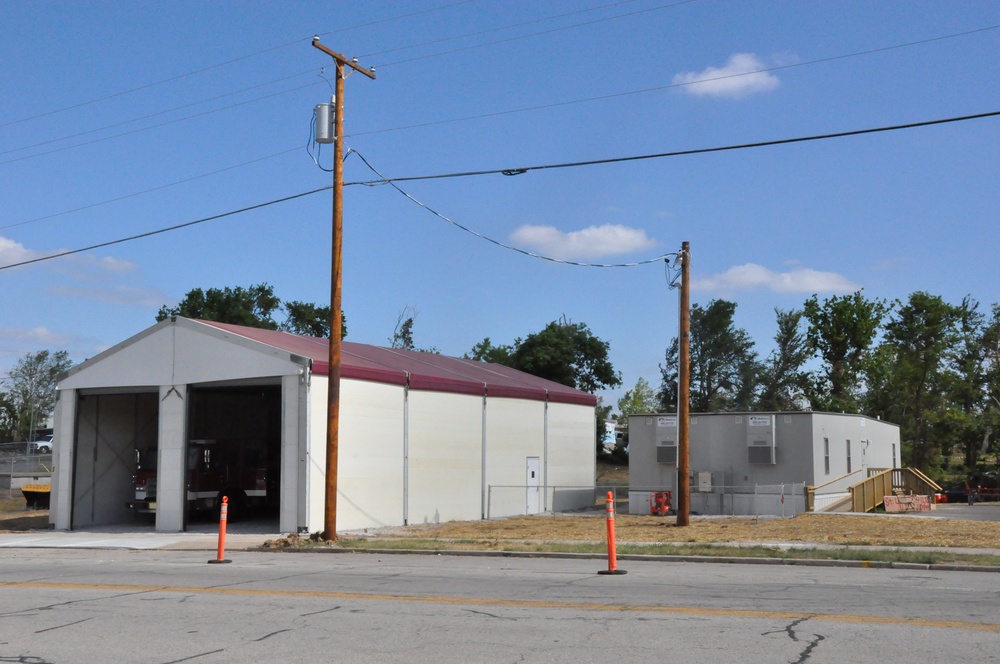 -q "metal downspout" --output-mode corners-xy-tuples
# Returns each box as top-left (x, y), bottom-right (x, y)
(403, 377), (410, 526)
(481, 390), (488, 520)
(543, 394), (549, 512)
